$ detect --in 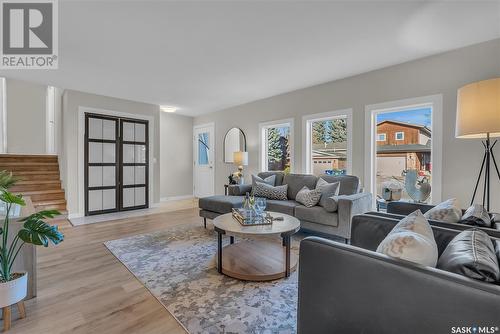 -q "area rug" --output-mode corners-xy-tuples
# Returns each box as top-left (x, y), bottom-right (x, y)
(104, 224), (301, 334)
